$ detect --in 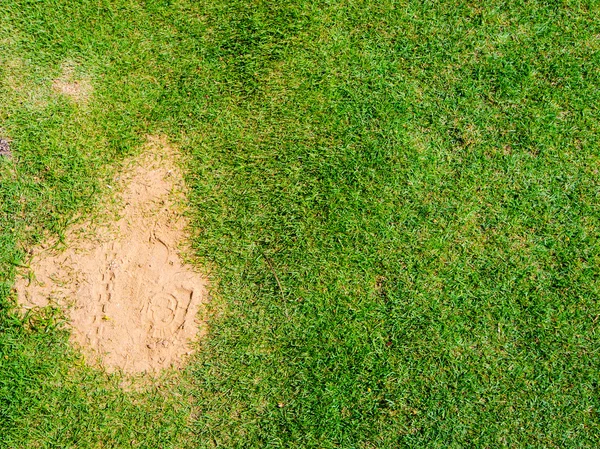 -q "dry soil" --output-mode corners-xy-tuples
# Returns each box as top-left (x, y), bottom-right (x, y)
(16, 136), (207, 374)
